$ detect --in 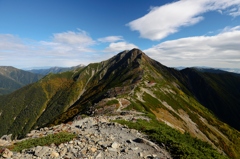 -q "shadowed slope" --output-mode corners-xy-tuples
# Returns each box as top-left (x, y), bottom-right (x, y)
(178, 68), (240, 131)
